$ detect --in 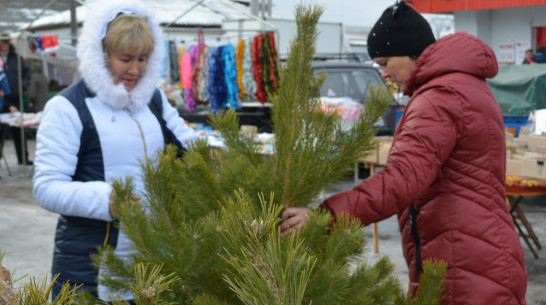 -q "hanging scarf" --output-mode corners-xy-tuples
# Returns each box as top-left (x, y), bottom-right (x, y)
(236, 39), (247, 100)
(242, 38), (257, 100)
(260, 33), (272, 97)
(209, 46), (227, 114)
(259, 32), (280, 99)
(252, 34), (266, 103)
(222, 44), (240, 110)
(183, 45), (197, 112)
(168, 40), (180, 83)
(208, 46), (218, 112)
(191, 28), (206, 104)
(181, 47), (192, 89)
(197, 46), (210, 103)
(177, 45), (187, 88)
(268, 32), (280, 88)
